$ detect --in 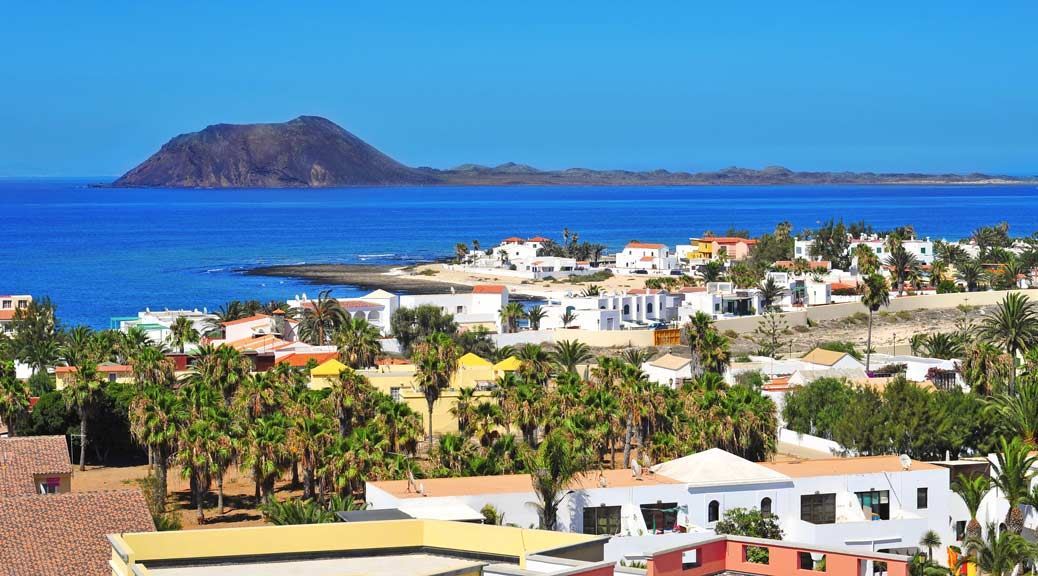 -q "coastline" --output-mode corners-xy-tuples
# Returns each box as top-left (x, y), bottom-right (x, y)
(245, 262), (654, 301)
